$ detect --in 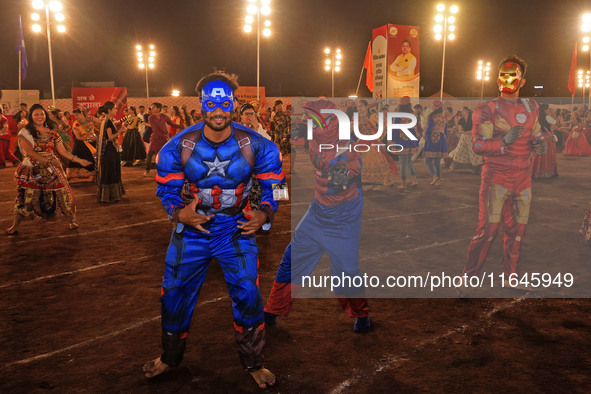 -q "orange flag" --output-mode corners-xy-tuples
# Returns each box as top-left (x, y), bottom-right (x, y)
(568, 42), (577, 96)
(363, 41), (373, 92)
